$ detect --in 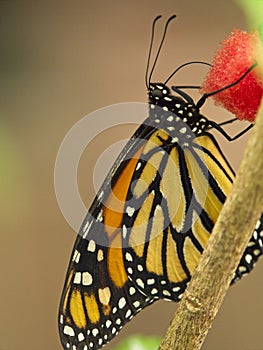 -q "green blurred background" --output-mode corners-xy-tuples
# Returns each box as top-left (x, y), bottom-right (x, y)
(1, 1), (263, 349)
